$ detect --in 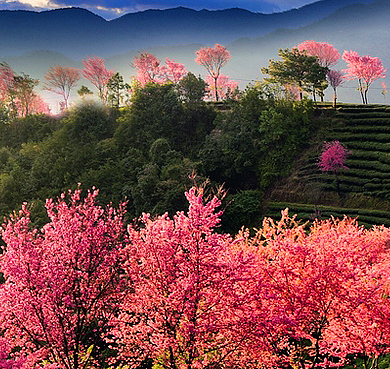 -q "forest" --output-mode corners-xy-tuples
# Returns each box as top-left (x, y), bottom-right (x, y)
(0, 41), (389, 369)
